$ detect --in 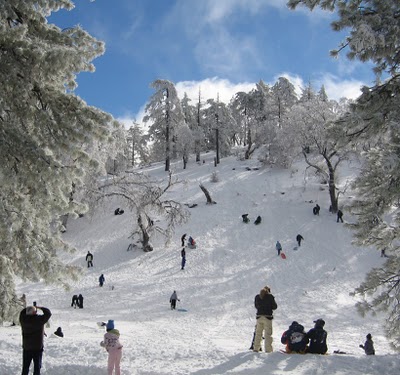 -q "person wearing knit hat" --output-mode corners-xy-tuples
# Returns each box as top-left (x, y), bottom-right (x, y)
(106, 320), (114, 331)
(360, 333), (375, 355)
(101, 320), (123, 374)
(19, 305), (52, 375)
